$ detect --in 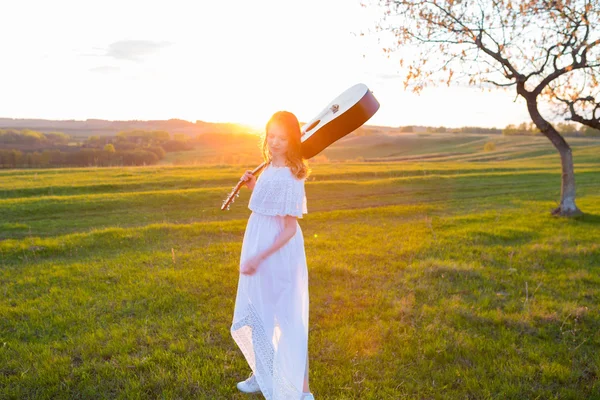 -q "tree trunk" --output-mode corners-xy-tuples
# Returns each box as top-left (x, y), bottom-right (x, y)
(525, 96), (583, 217)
